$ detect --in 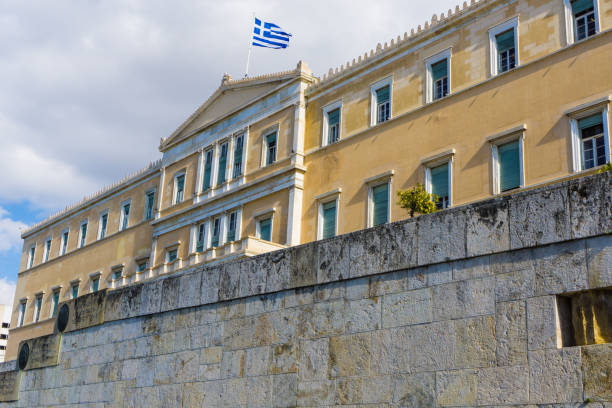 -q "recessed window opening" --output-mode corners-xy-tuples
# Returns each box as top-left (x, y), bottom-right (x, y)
(217, 142), (228, 185)
(203, 149), (214, 191)
(375, 85), (391, 124)
(431, 59), (449, 100)
(557, 289), (611, 347)
(579, 113), (607, 169)
(174, 174), (185, 204)
(196, 223), (206, 252)
(572, 0), (597, 41)
(233, 135), (244, 178)
(265, 132), (277, 165)
(496, 29), (516, 73)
